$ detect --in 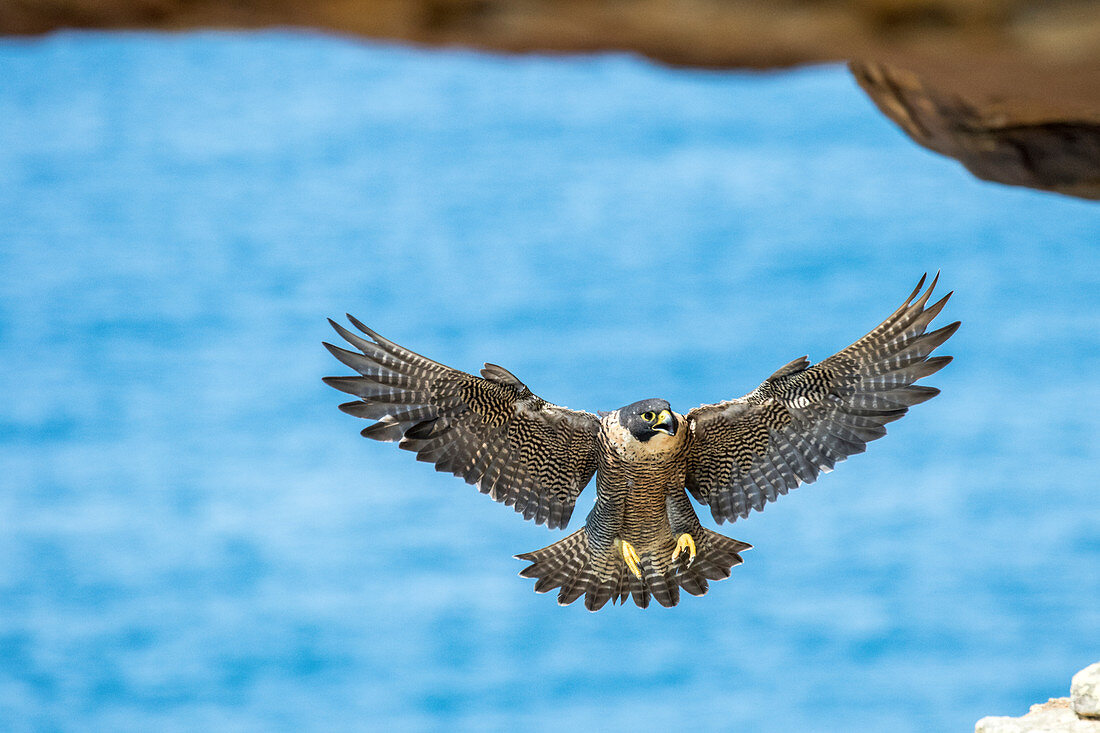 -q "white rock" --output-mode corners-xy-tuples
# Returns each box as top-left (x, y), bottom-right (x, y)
(1073, 662), (1100, 718)
(975, 698), (1100, 732)
(976, 663), (1100, 732)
